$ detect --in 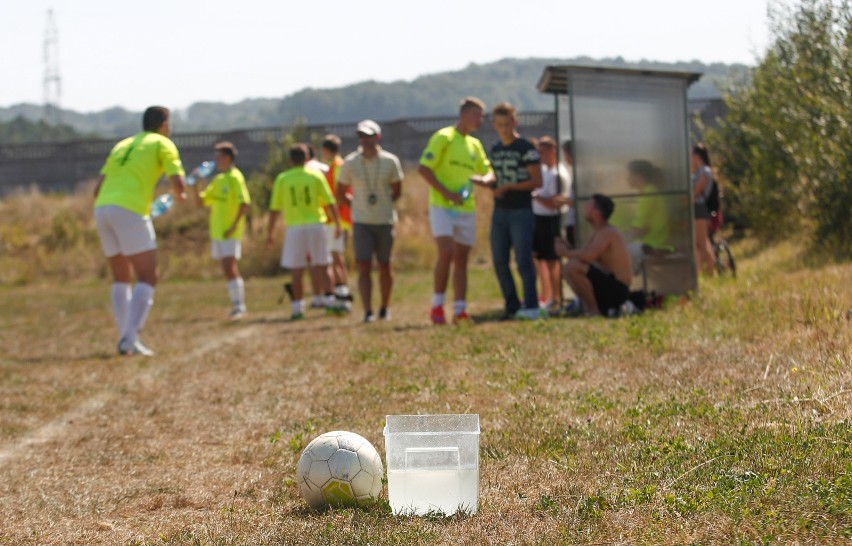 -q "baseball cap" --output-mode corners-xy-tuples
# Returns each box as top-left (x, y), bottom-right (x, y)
(356, 119), (381, 136)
